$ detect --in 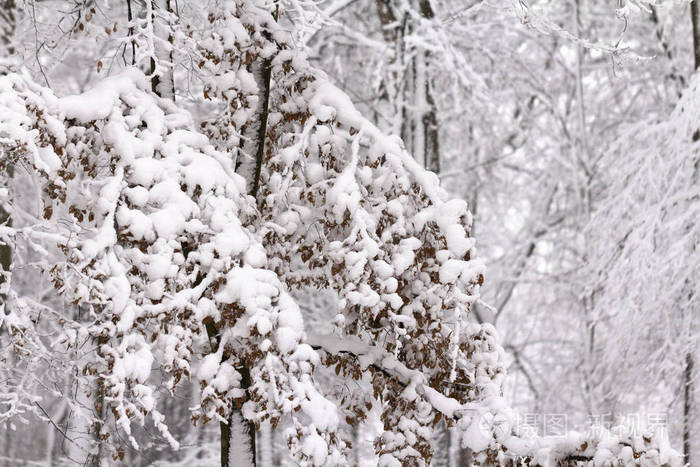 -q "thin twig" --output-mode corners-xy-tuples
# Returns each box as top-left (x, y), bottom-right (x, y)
(33, 401), (84, 450)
